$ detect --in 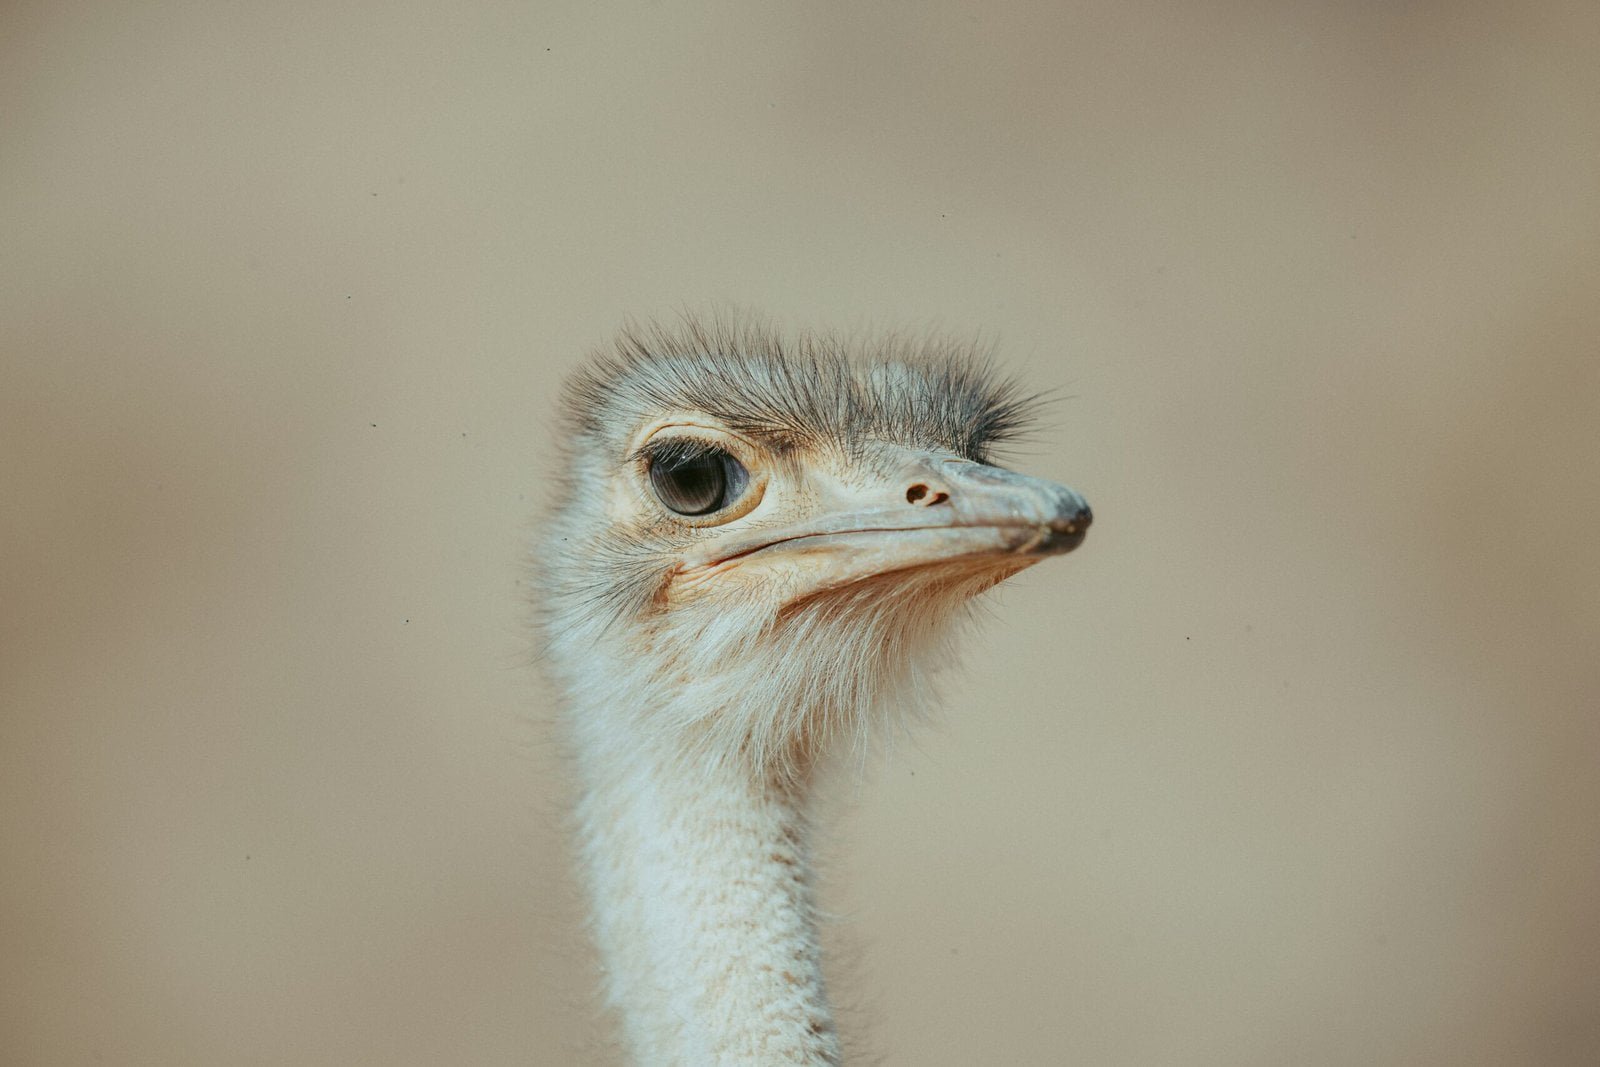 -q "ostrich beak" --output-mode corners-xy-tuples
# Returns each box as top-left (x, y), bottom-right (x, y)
(677, 454), (1091, 598)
